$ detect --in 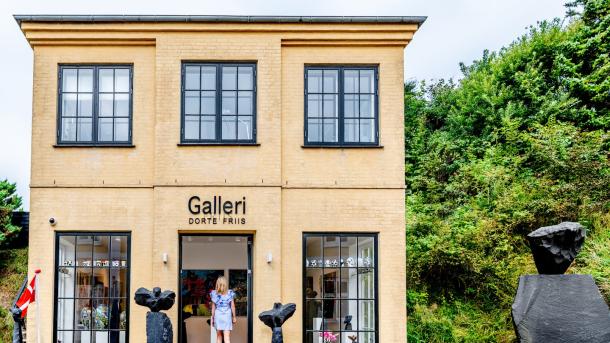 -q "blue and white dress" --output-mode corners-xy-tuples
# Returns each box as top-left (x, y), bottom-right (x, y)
(211, 290), (235, 331)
